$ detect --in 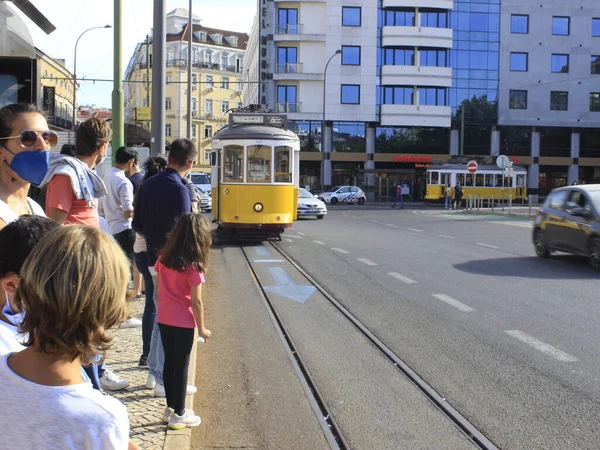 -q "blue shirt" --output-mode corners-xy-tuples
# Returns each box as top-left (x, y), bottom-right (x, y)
(132, 168), (191, 265)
